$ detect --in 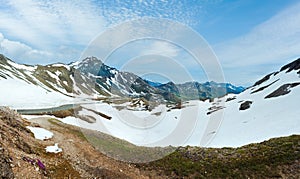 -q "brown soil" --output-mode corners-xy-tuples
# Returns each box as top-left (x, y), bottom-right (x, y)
(28, 117), (152, 178)
(0, 107), (152, 178)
